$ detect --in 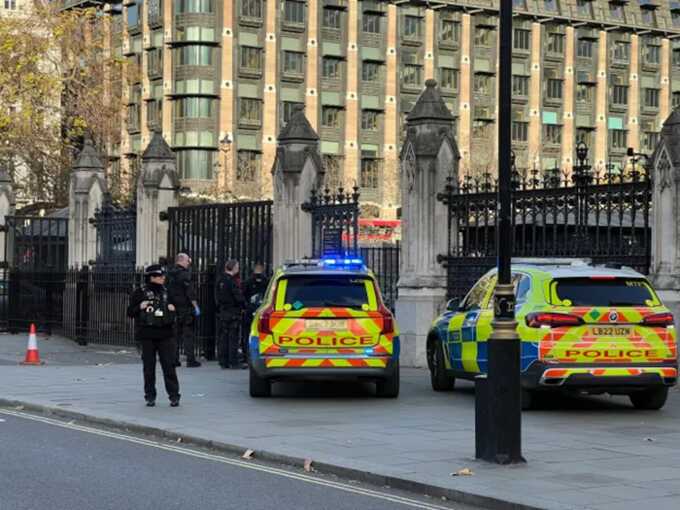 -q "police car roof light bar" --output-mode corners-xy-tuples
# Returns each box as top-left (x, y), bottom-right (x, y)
(513, 257), (592, 267)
